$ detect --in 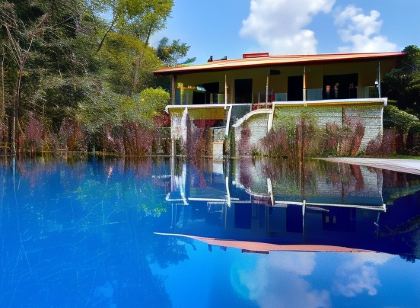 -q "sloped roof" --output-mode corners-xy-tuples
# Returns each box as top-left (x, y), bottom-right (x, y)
(155, 232), (368, 253)
(154, 51), (405, 75)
